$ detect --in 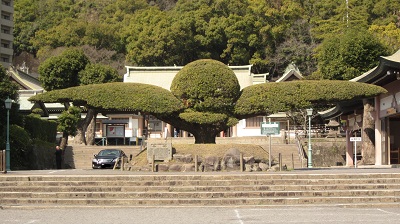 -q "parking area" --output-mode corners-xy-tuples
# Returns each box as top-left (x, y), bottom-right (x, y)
(1, 207), (400, 224)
